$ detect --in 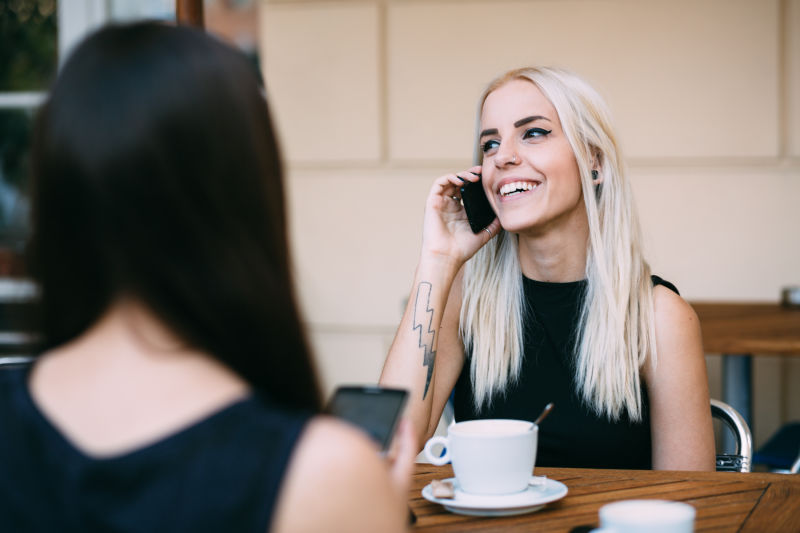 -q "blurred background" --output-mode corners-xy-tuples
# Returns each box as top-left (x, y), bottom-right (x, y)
(1, 0), (798, 452)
